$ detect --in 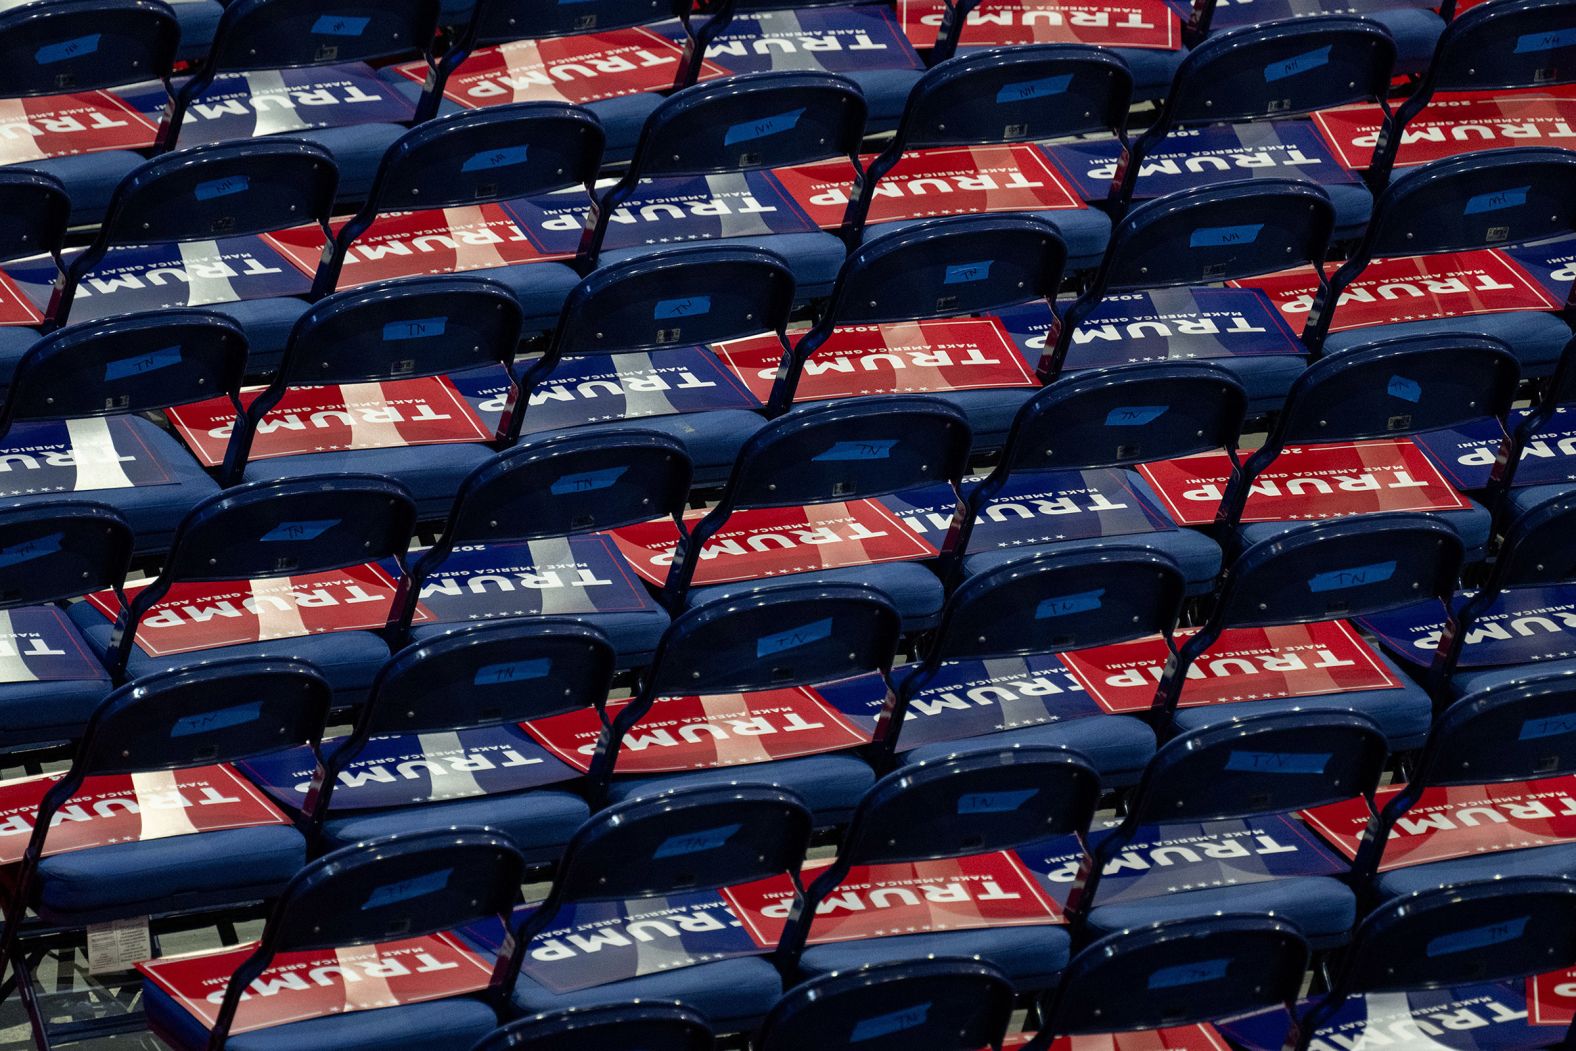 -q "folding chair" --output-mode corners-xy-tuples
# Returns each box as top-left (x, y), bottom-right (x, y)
(0, 658), (331, 1048)
(1210, 333), (1520, 560)
(145, 829), (526, 1049)
(1043, 179), (1335, 413)
(311, 103), (603, 339)
(517, 244), (794, 485)
(271, 620), (612, 862)
(838, 45), (1129, 269)
(882, 548), (1185, 786)
(1064, 710), (1388, 947)
(45, 139), (338, 374)
(774, 746), (1100, 991)
(774, 214), (1064, 450)
(1294, 146), (1576, 377)
(949, 362), (1246, 595)
(0, 0), (179, 226)
(1281, 877), (1576, 1051)
(1155, 514), (1462, 750)
(589, 580), (898, 823)
(576, 70), (862, 304)
(155, 0), (440, 200)
(1019, 915), (1309, 1050)
(647, 395), (971, 632)
(472, 1003), (713, 1051)
(399, 429), (689, 667)
(0, 171), (69, 383)
(502, 785), (813, 1034)
(69, 475), (418, 705)
(756, 958), (1014, 1051)
(0, 502), (130, 754)
(0, 310), (246, 555)
(215, 276), (525, 518)
(1107, 17), (1395, 236)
